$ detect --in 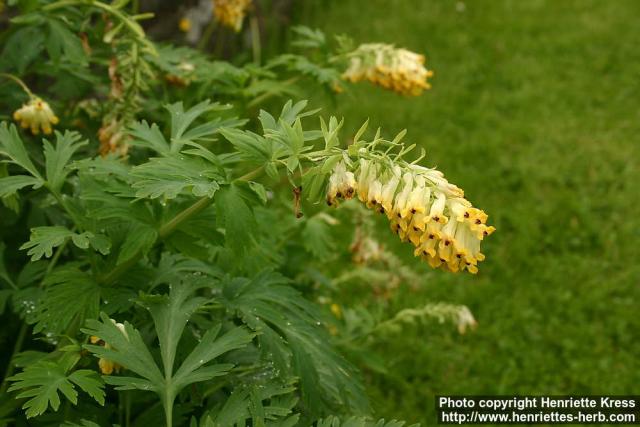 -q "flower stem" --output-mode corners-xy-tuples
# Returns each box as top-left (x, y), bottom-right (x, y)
(247, 77), (300, 109)
(0, 235), (67, 391)
(197, 19), (218, 51)
(0, 73), (34, 98)
(250, 16), (261, 65)
(235, 165), (264, 182)
(158, 196), (212, 239)
(163, 390), (174, 427)
(0, 322), (28, 393)
(99, 167), (265, 285)
(98, 196), (213, 285)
